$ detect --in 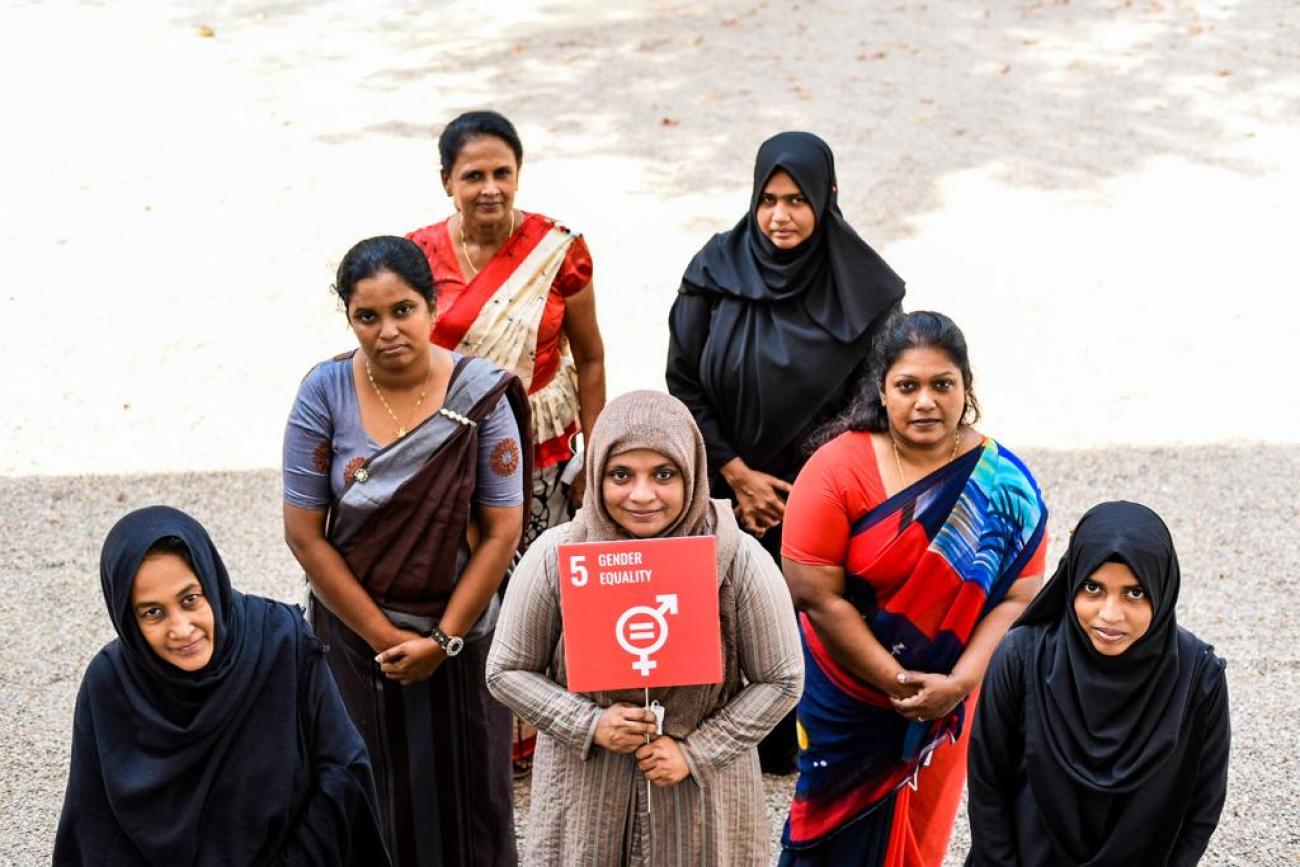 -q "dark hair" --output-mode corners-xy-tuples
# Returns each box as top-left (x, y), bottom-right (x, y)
(144, 535), (195, 569)
(806, 310), (981, 450)
(438, 110), (524, 180)
(333, 235), (436, 310)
